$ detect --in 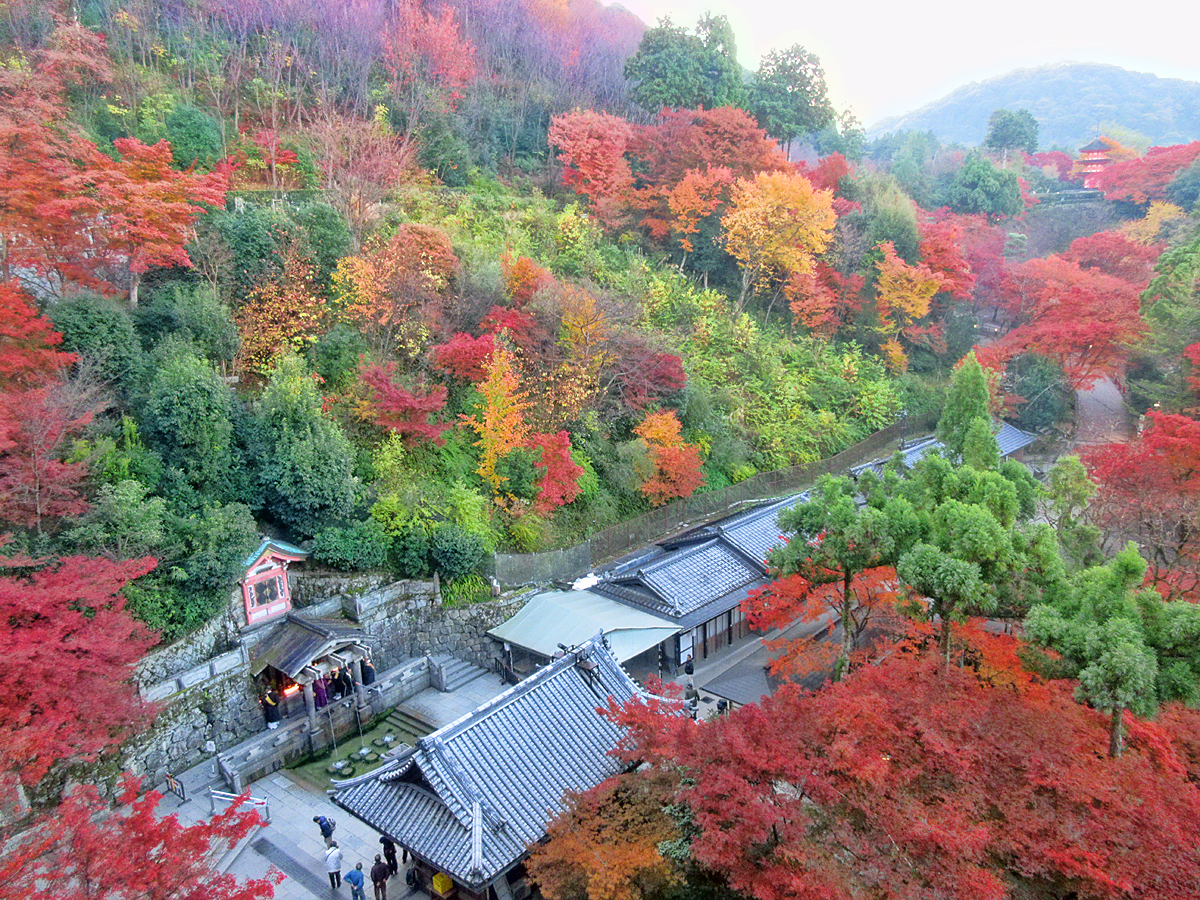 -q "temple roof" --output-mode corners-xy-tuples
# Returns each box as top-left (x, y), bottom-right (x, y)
(331, 636), (640, 888)
(247, 614), (365, 681)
